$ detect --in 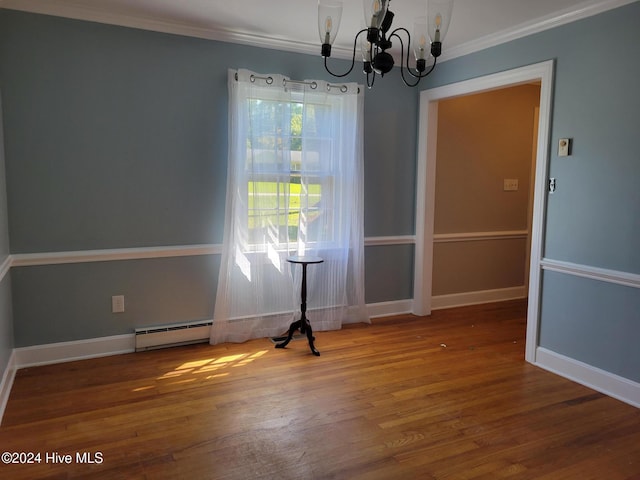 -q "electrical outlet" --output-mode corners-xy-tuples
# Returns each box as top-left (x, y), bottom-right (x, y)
(112, 295), (125, 313)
